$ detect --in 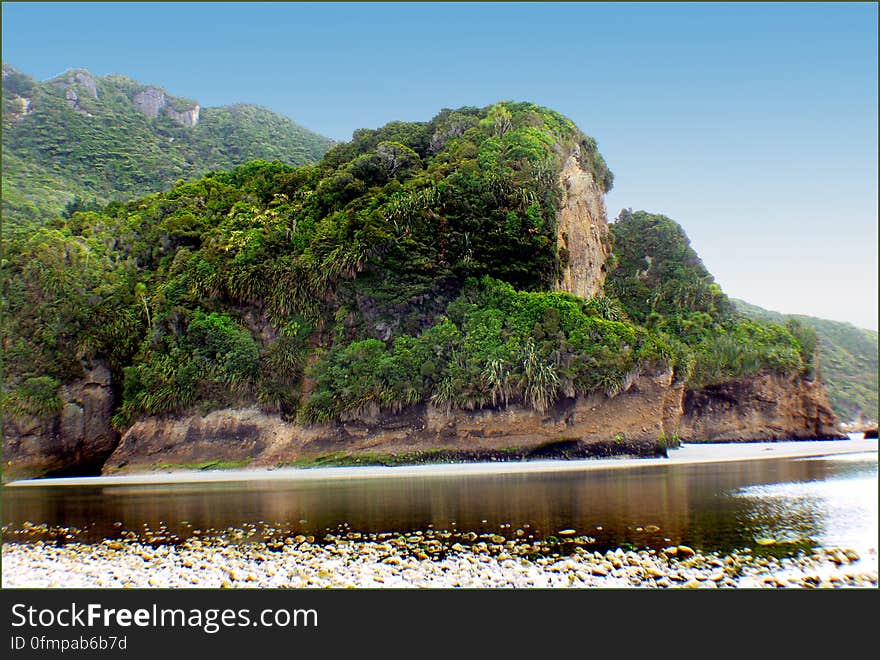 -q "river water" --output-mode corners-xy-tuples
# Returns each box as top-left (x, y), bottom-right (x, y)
(3, 442), (877, 560)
